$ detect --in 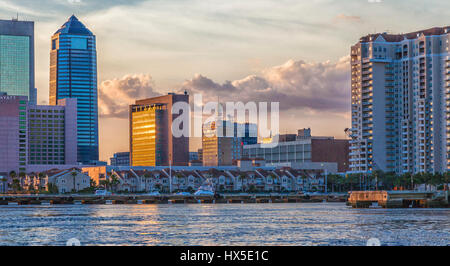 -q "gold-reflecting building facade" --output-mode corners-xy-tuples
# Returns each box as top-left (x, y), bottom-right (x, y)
(131, 104), (166, 166)
(129, 93), (189, 166)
